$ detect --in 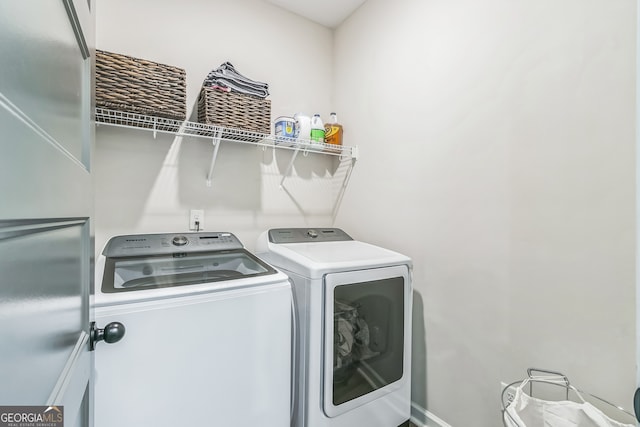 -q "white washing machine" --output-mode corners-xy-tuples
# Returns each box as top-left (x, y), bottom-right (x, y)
(256, 228), (412, 427)
(92, 232), (292, 427)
